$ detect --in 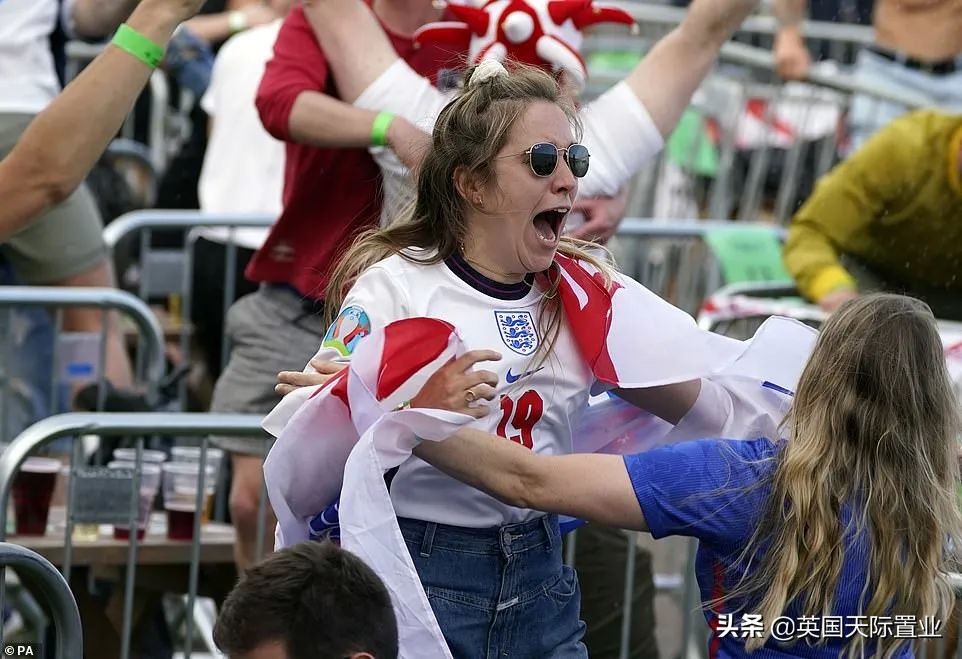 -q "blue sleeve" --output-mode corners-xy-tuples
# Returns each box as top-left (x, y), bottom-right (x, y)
(623, 438), (773, 548)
